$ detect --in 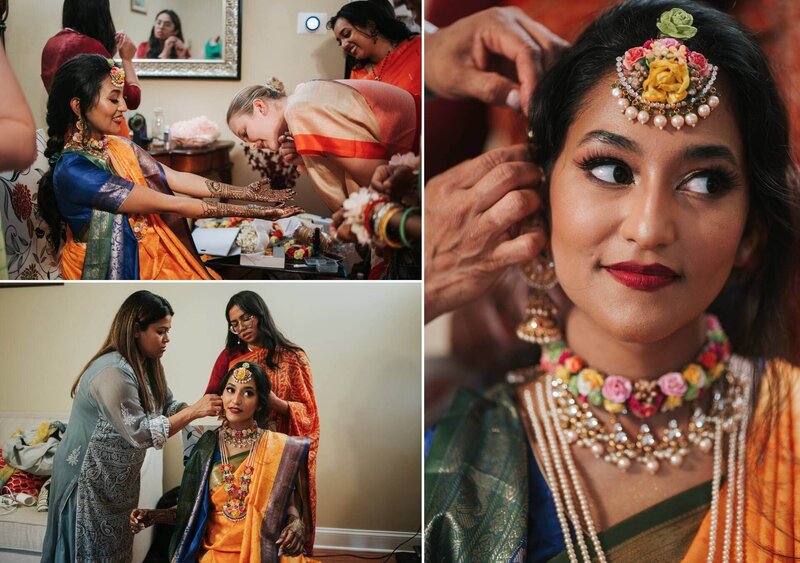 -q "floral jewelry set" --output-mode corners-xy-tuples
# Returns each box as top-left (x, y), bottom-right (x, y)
(218, 421), (262, 522)
(338, 153), (420, 248)
(612, 8), (719, 130)
(517, 10), (752, 562)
